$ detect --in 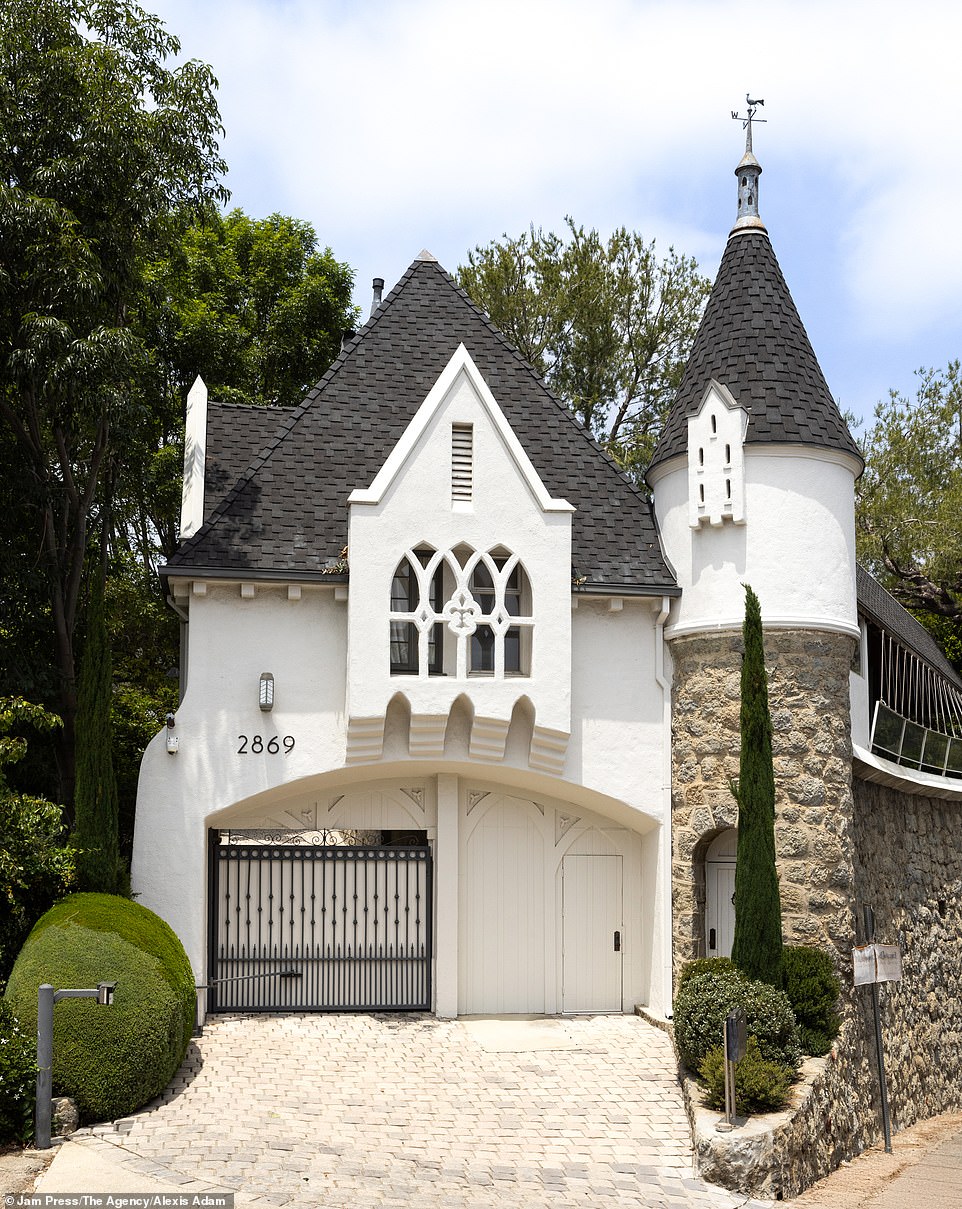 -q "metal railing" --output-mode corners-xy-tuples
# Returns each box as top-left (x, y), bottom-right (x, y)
(870, 700), (962, 780)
